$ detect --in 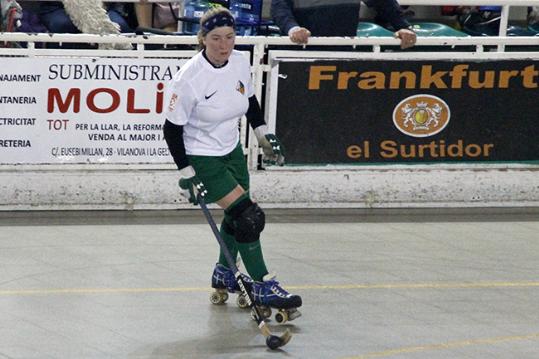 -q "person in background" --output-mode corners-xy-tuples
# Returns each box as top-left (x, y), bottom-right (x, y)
(1, 0), (22, 32)
(271, 0), (417, 49)
(163, 6), (302, 318)
(477, 5), (501, 24)
(38, 1), (131, 34)
(528, 6), (539, 28)
(135, 2), (180, 32)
